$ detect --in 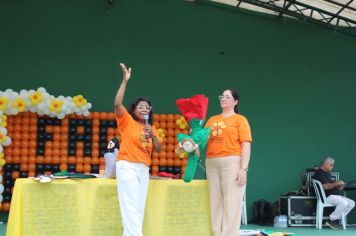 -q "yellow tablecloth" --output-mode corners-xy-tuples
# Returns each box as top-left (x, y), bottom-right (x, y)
(6, 178), (212, 236)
